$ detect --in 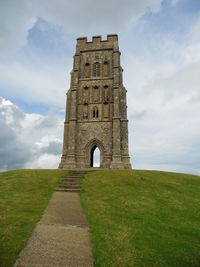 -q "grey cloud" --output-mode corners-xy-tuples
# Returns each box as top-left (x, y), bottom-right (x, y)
(44, 141), (62, 155)
(187, 94), (200, 104)
(135, 144), (200, 175)
(0, 0), (36, 57)
(35, 140), (62, 155)
(130, 109), (149, 120)
(0, 117), (31, 169)
(0, 117), (16, 144)
(0, 96), (63, 170)
(151, 61), (200, 97)
(37, 114), (62, 129)
(0, 97), (25, 128)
